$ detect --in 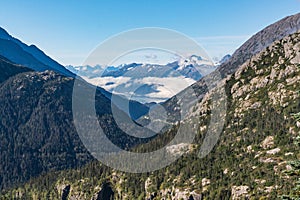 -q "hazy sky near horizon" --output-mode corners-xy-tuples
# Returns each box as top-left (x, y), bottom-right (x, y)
(0, 0), (299, 65)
